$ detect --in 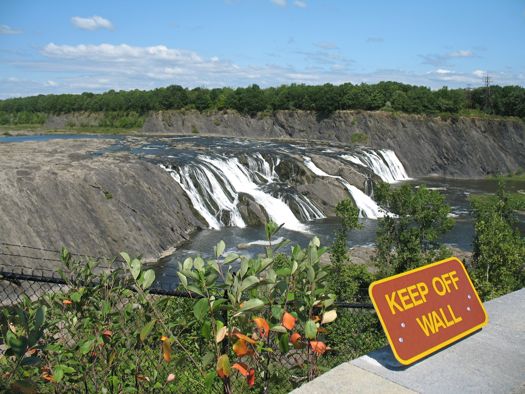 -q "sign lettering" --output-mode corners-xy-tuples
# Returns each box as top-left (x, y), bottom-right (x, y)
(369, 257), (488, 365)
